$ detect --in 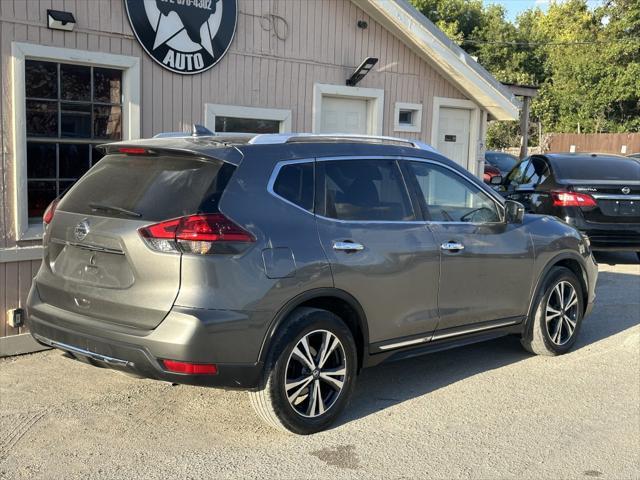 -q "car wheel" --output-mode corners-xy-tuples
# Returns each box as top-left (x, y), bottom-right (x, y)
(521, 267), (584, 356)
(249, 307), (358, 434)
